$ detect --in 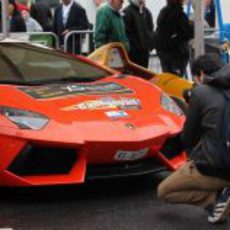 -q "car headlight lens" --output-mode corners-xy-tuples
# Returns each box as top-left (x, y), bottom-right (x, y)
(0, 106), (49, 130)
(160, 94), (183, 116)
